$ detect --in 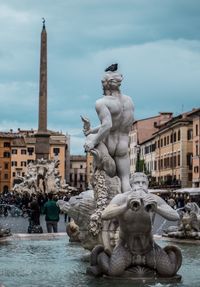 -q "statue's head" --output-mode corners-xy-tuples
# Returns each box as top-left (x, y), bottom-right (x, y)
(102, 71), (123, 95)
(130, 172), (149, 192)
